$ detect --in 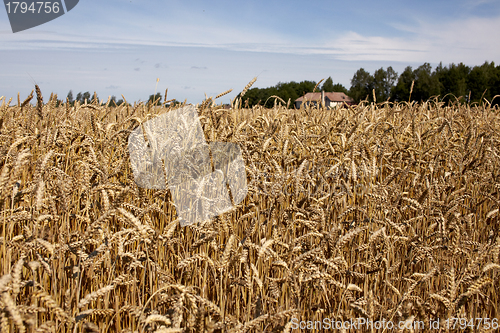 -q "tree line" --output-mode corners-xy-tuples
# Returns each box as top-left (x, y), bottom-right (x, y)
(64, 61), (499, 108)
(66, 91), (126, 107)
(351, 61), (500, 104)
(237, 78), (349, 108)
(65, 91), (180, 107)
(239, 61), (499, 107)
